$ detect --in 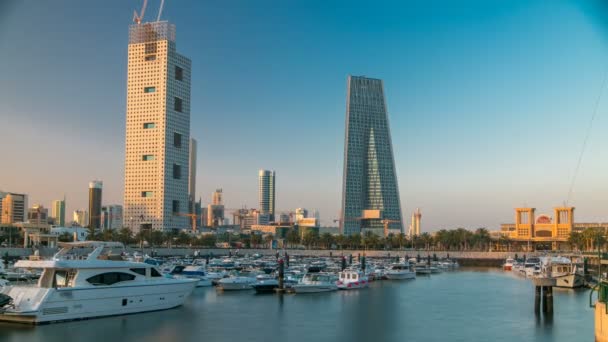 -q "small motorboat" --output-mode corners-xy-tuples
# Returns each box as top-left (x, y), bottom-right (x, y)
(385, 263), (416, 280)
(337, 270), (369, 290)
(217, 276), (255, 291)
(503, 257), (515, 271)
(292, 273), (338, 293)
